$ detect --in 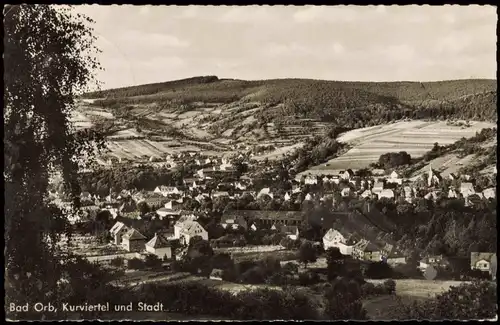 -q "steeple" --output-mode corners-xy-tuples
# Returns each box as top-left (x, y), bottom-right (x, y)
(428, 163), (433, 187)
